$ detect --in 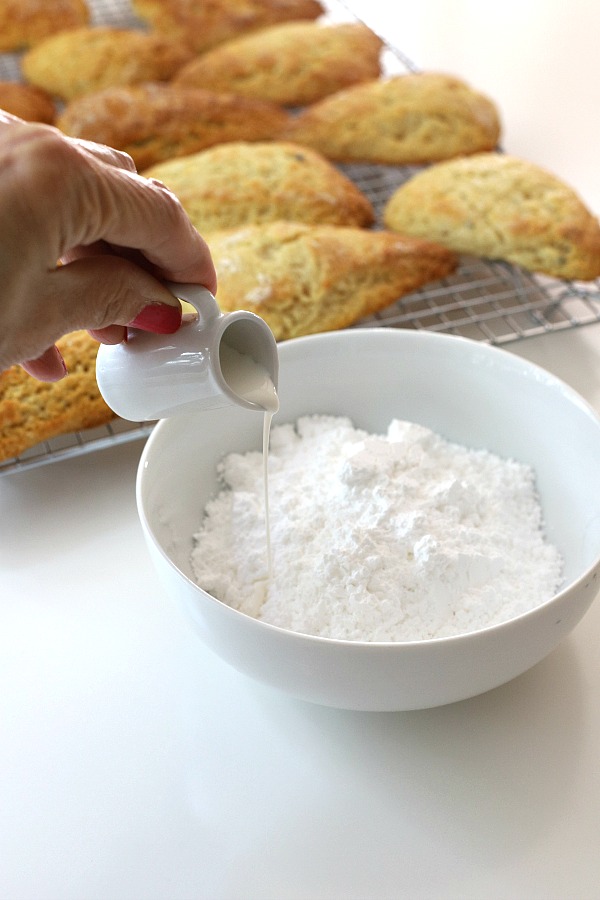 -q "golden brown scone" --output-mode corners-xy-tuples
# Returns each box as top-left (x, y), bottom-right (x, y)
(143, 141), (375, 231)
(131, 0), (324, 53)
(206, 221), (457, 340)
(57, 84), (291, 170)
(21, 27), (193, 101)
(383, 153), (600, 281)
(0, 81), (56, 123)
(278, 72), (501, 165)
(174, 22), (383, 107)
(0, 331), (116, 462)
(0, 0), (89, 52)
